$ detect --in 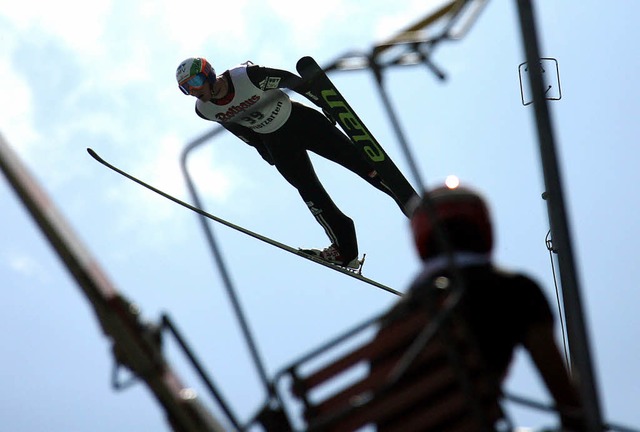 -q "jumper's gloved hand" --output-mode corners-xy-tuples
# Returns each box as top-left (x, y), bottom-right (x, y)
(322, 107), (337, 125)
